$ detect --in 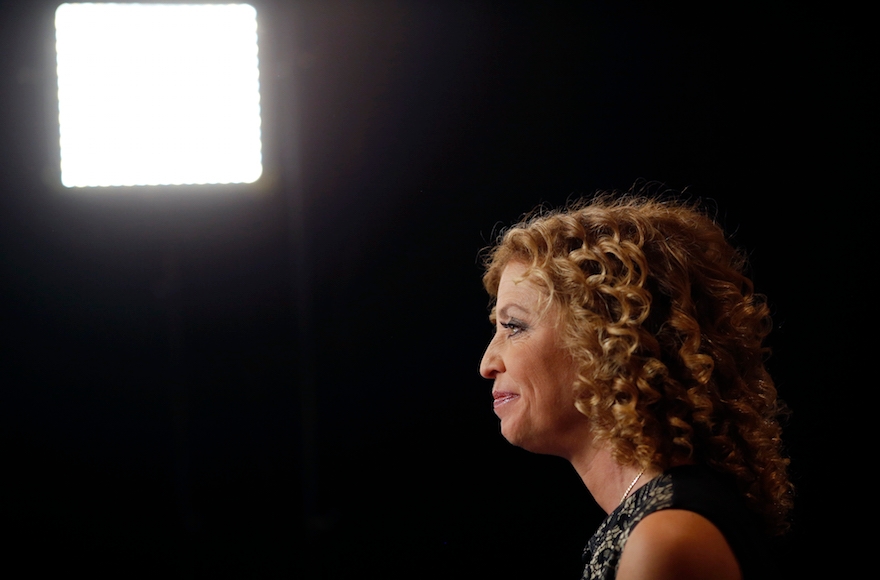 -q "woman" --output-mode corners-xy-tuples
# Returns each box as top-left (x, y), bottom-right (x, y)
(479, 195), (792, 580)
